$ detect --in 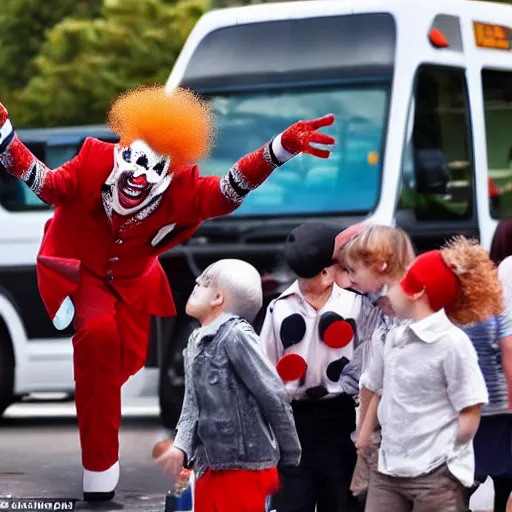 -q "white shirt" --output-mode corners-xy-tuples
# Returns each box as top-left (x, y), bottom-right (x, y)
(260, 282), (383, 401)
(499, 256), (512, 316)
(361, 309), (488, 487)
